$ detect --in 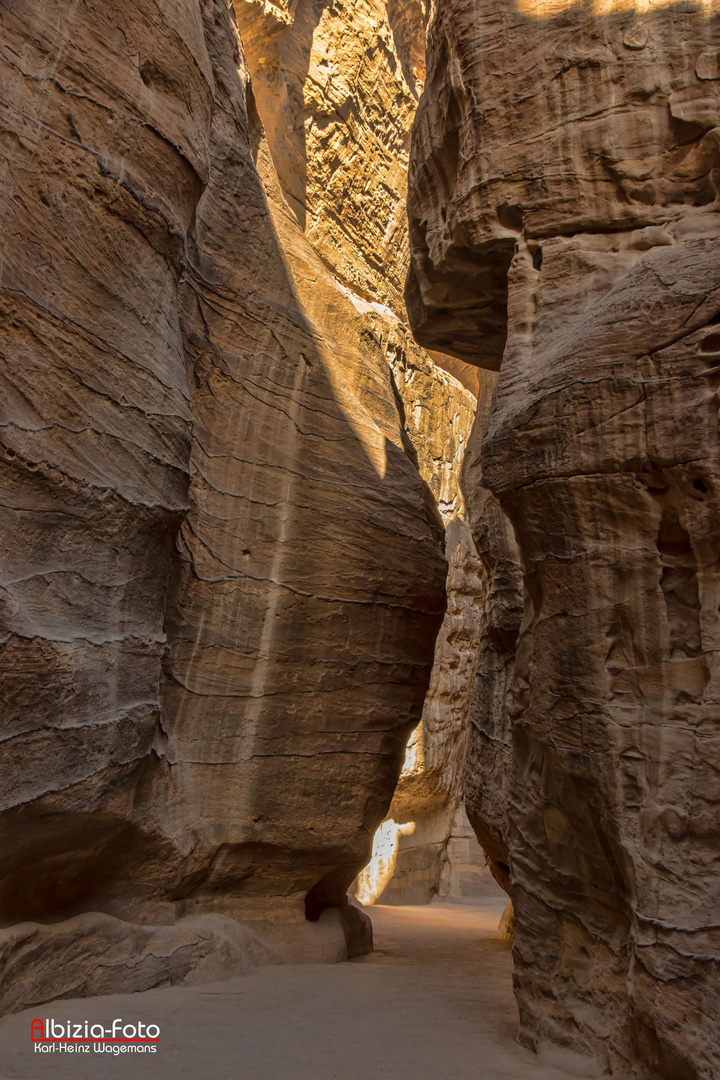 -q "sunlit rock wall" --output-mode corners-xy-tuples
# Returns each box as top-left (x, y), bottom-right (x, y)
(237, 0), (489, 909)
(408, 1), (720, 1077)
(235, 0), (427, 309)
(0, 0), (447, 1008)
(375, 340), (481, 904)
